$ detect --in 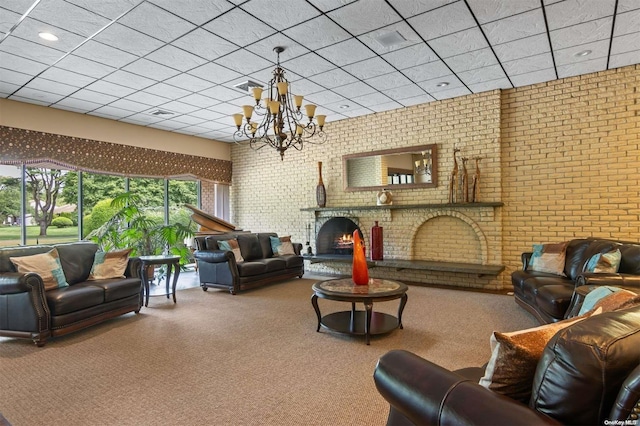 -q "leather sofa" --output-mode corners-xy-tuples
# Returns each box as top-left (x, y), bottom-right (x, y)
(374, 303), (640, 426)
(512, 238), (640, 323)
(0, 242), (142, 346)
(194, 232), (304, 295)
